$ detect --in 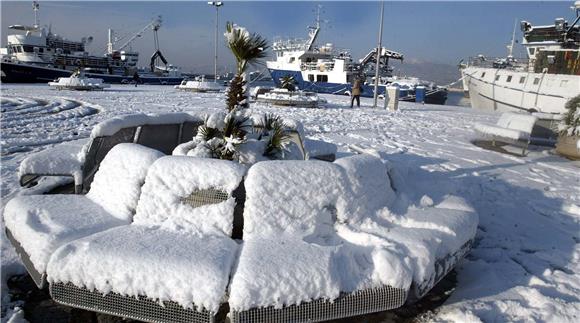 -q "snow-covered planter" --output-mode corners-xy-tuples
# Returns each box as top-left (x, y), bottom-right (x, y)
(257, 88), (324, 108)
(48, 71), (110, 91)
(175, 76), (225, 93)
(173, 111), (304, 164)
(556, 95), (580, 159)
